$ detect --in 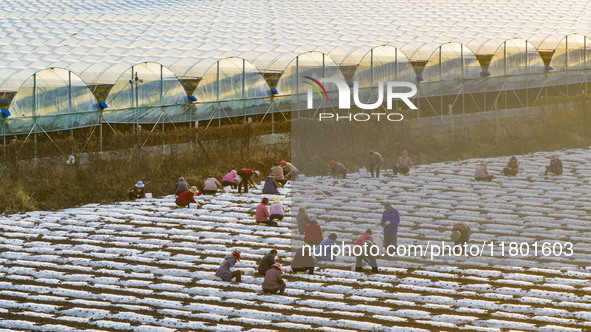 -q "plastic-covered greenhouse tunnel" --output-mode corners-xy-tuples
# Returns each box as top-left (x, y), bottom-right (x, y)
(1, 35), (590, 148)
